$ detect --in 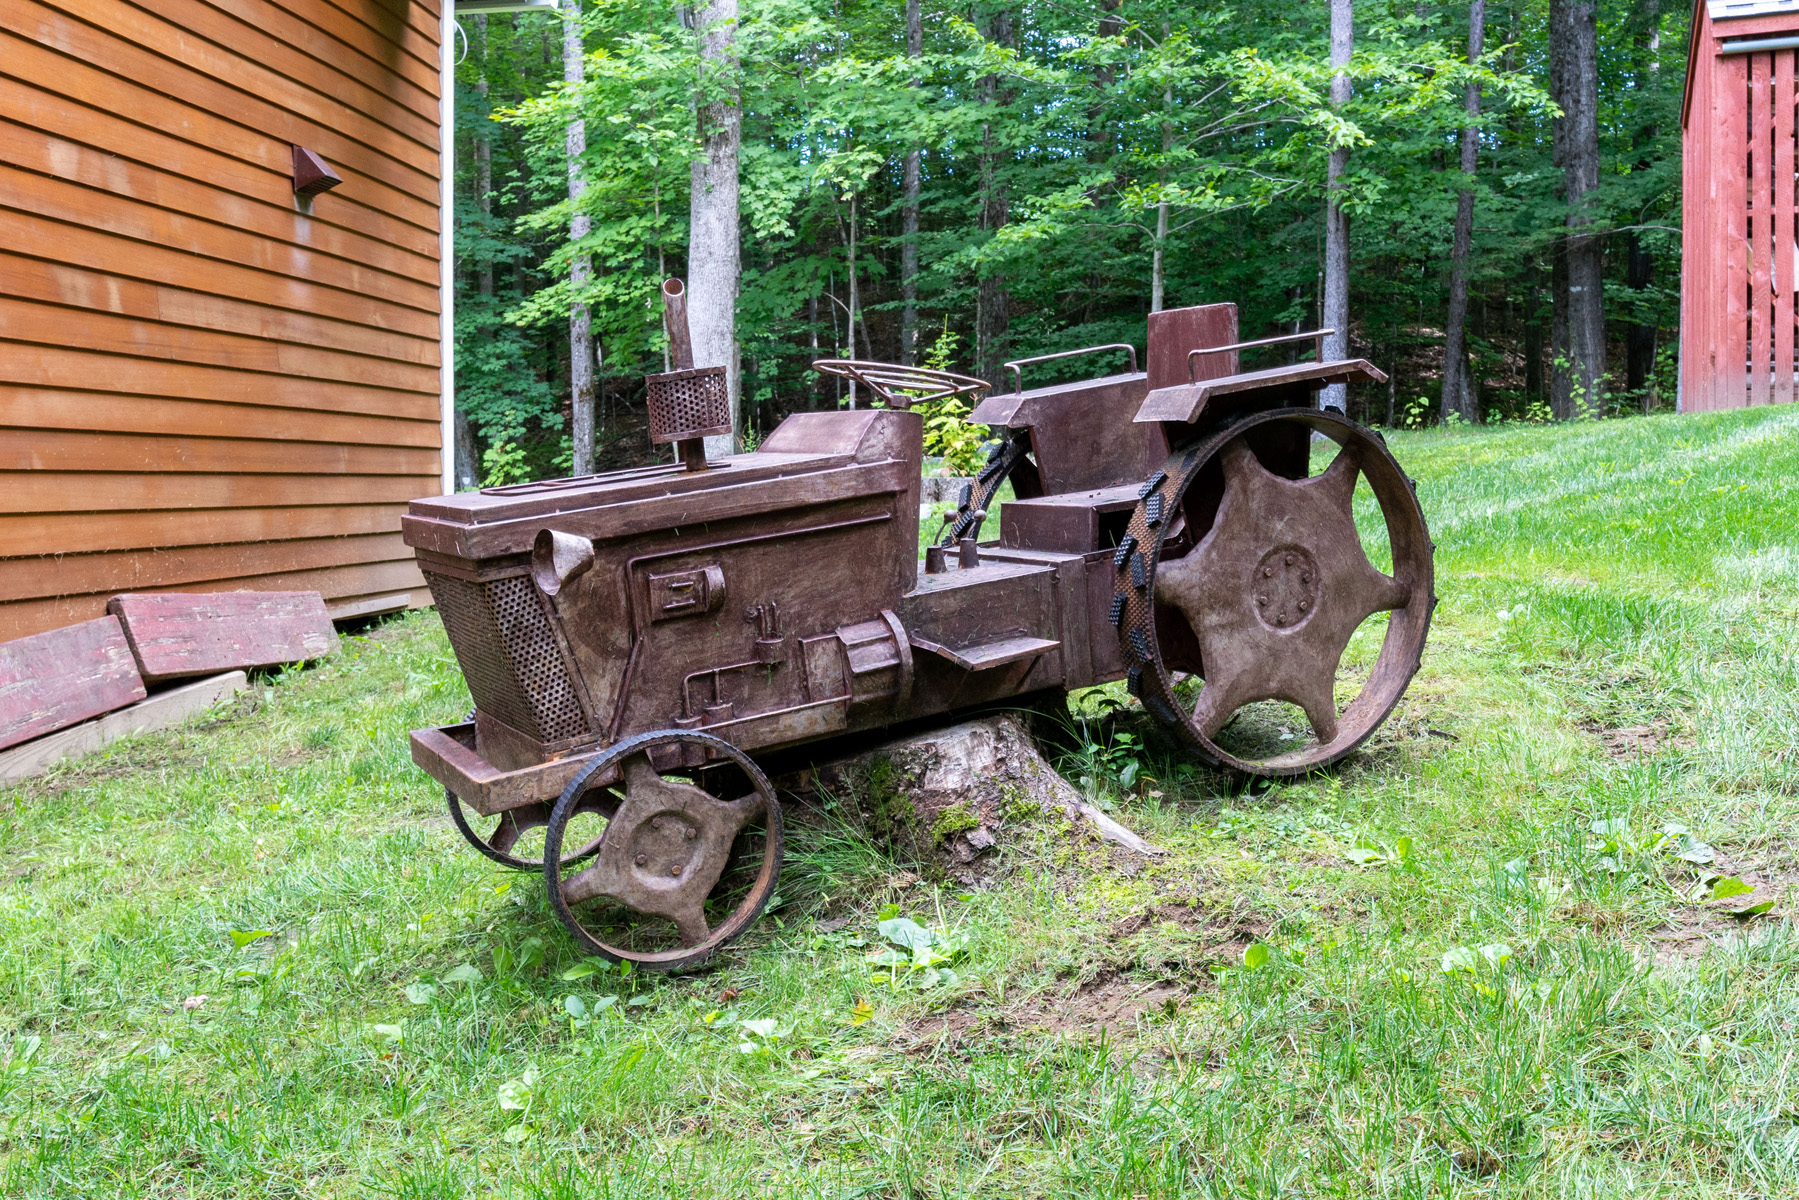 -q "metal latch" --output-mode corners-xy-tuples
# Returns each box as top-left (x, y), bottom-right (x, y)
(647, 565), (726, 621)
